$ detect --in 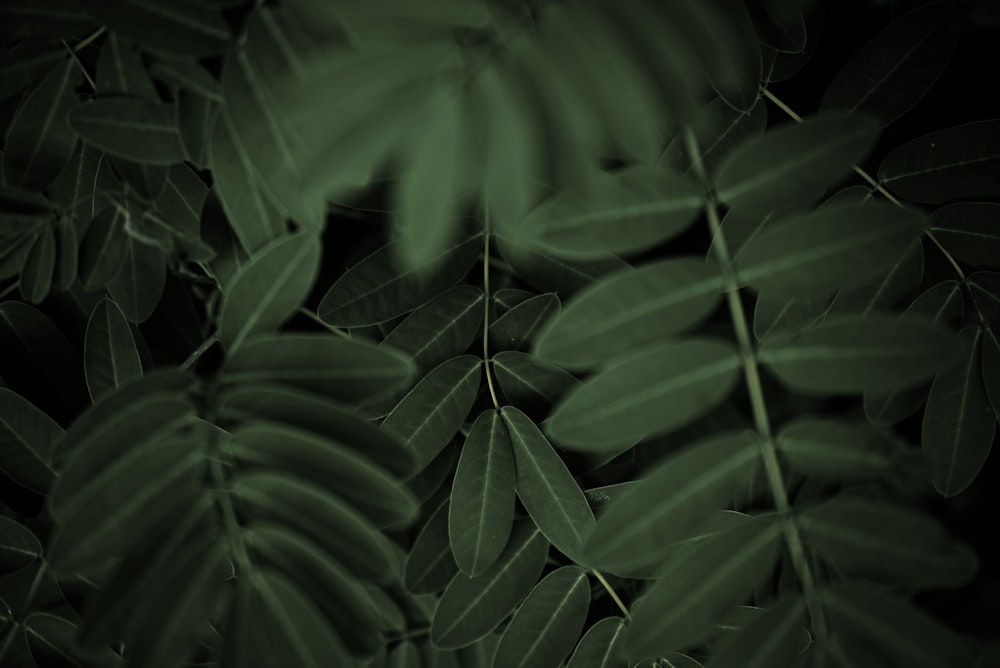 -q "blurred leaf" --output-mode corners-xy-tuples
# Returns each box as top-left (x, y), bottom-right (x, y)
(405, 499), (458, 595)
(922, 326), (994, 497)
(878, 120), (1000, 204)
(0, 516), (42, 574)
(715, 114), (879, 213)
(746, 0), (808, 53)
(382, 284), (484, 374)
(753, 293), (831, 342)
(489, 292), (559, 354)
(704, 595), (807, 668)
(493, 566), (590, 668)
(566, 616), (627, 668)
(821, 2), (957, 127)
(776, 418), (897, 482)
(79, 0), (231, 57)
(930, 202), (1000, 268)
(496, 234), (629, 298)
(546, 338), (741, 451)
(535, 258), (724, 369)
(449, 409), (515, 576)
(825, 237), (924, 317)
(502, 405), (595, 562)
(84, 298), (143, 402)
(0, 388), (60, 494)
(68, 98), (188, 165)
(149, 58), (223, 102)
(661, 96), (768, 179)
